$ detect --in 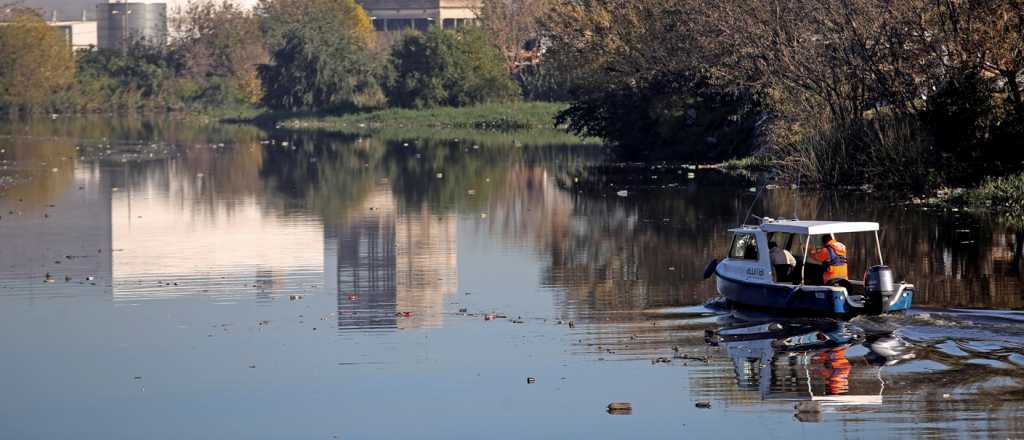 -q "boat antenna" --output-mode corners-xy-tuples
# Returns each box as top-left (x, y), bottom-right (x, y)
(741, 175), (766, 226)
(792, 173), (800, 221)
